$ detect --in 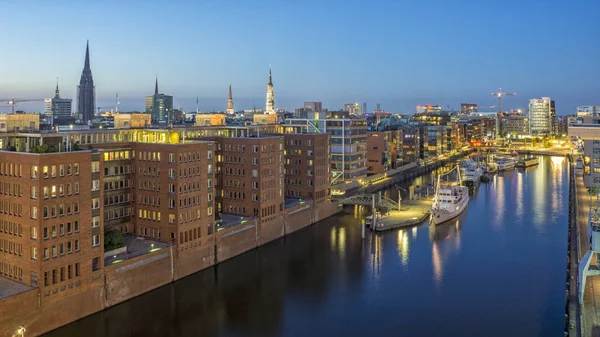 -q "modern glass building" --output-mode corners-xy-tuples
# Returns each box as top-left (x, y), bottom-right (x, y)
(528, 97), (556, 136)
(145, 78), (173, 123)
